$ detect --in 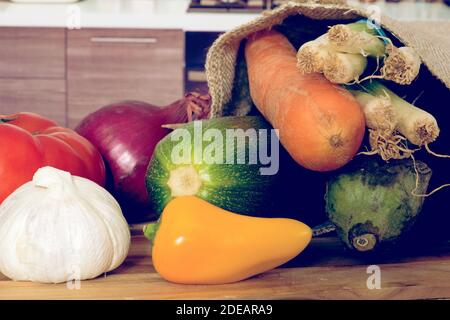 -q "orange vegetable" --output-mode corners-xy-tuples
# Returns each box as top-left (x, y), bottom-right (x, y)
(144, 196), (312, 285)
(245, 30), (365, 171)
